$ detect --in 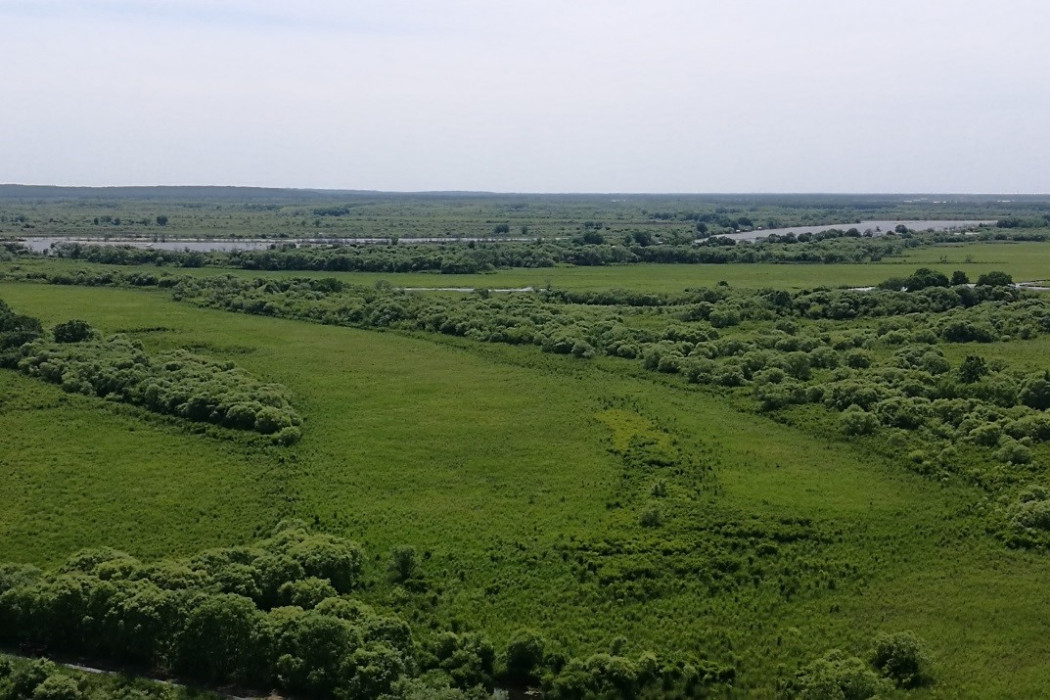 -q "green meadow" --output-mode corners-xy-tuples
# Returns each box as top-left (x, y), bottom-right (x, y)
(4, 277), (1050, 696)
(6, 191), (1050, 697)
